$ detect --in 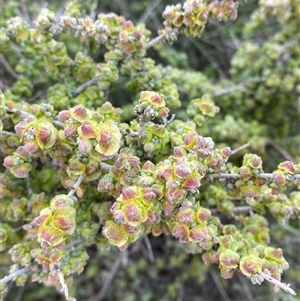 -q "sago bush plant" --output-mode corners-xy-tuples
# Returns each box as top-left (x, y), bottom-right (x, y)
(0, 0), (299, 300)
